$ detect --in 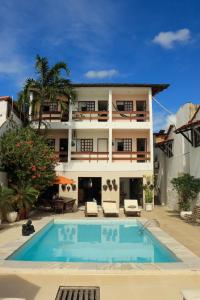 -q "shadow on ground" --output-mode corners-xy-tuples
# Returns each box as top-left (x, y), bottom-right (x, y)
(0, 275), (40, 300)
